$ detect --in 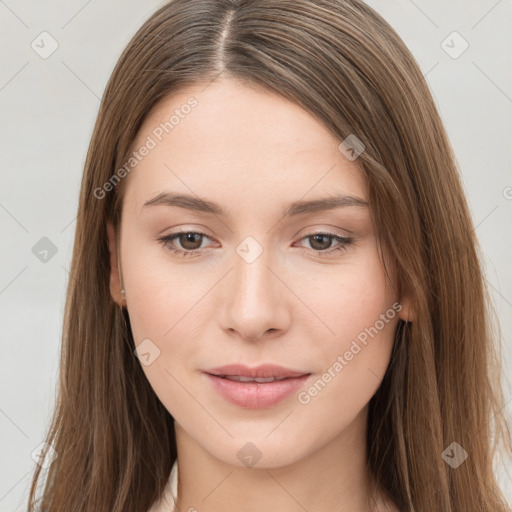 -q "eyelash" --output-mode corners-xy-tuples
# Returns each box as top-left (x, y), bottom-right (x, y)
(156, 230), (354, 258)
